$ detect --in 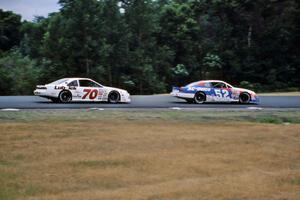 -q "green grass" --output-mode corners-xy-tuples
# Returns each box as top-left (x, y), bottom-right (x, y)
(0, 109), (300, 124)
(0, 170), (19, 200)
(290, 178), (300, 186)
